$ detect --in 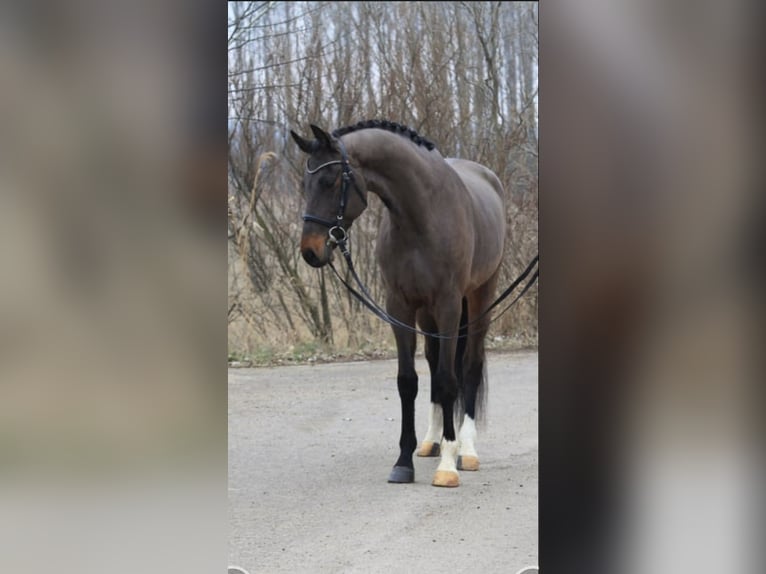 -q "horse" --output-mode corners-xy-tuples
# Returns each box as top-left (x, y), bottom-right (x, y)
(290, 120), (506, 487)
